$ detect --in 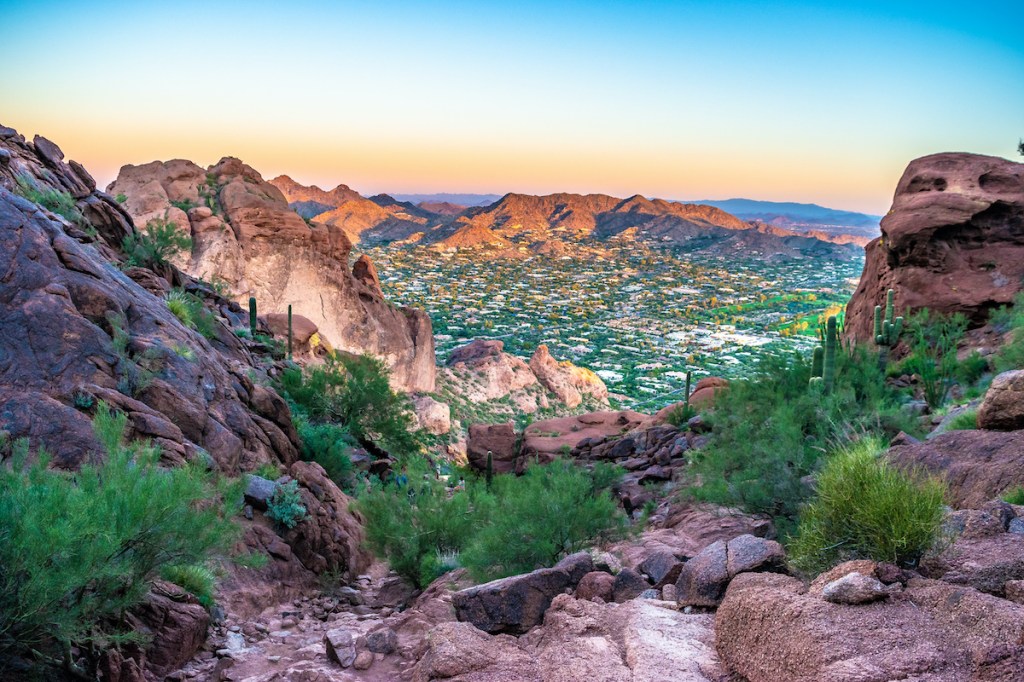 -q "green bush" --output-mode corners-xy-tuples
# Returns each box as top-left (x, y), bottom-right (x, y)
(355, 458), (628, 588)
(159, 563), (217, 609)
(122, 217), (192, 269)
(687, 347), (919, 533)
(1002, 486), (1024, 505)
(788, 438), (946, 574)
(992, 293), (1024, 372)
(0, 403), (239, 673)
(266, 479), (307, 530)
(459, 459), (629, 582)
(946, 408), (978, 431)
(15, 174), (83, 225)
(296, 418), (355, 491)
(279, 353), (423, 458)
(164, 288), (219, 340)
(904, 309), (968, 410)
